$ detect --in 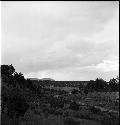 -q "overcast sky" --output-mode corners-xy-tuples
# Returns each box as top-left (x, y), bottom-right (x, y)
(1, 1), (119, 81)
